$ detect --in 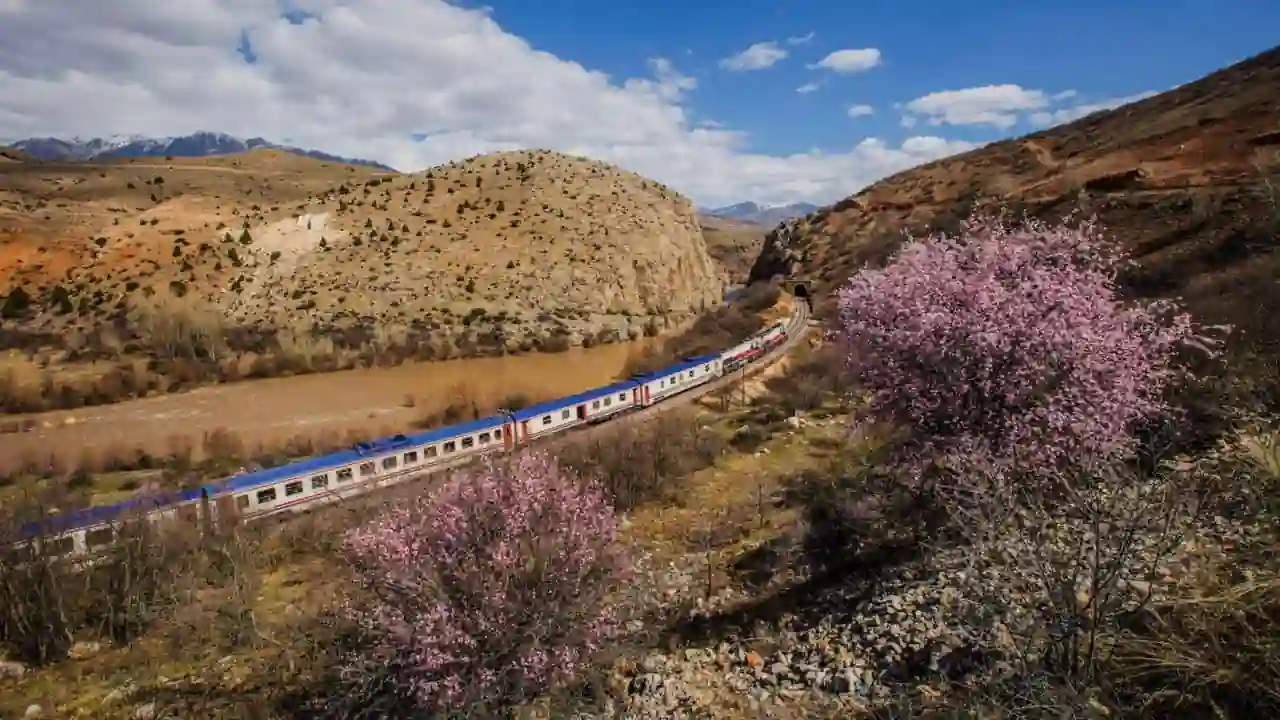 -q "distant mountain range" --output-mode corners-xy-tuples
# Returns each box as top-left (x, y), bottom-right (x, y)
(5, 131), (396, 171)
(702, 201), (820, 225)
